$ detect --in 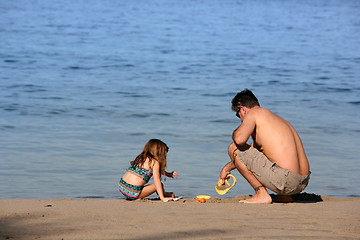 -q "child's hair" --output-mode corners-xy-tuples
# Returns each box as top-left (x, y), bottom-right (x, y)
(131, 139), (169, 176)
